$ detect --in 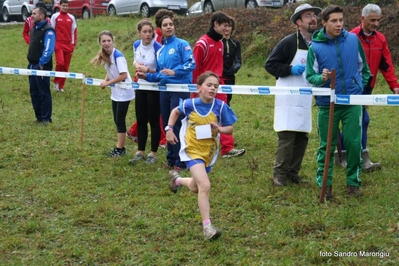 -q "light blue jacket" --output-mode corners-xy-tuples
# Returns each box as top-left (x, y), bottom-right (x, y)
(146, 35), (196, 85)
